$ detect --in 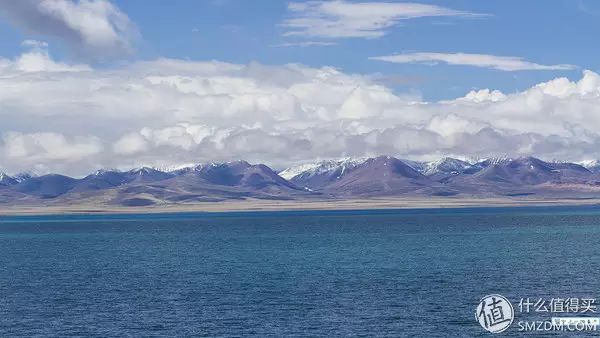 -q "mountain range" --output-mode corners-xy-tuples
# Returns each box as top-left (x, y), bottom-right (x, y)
(2, 156), (600, 207)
